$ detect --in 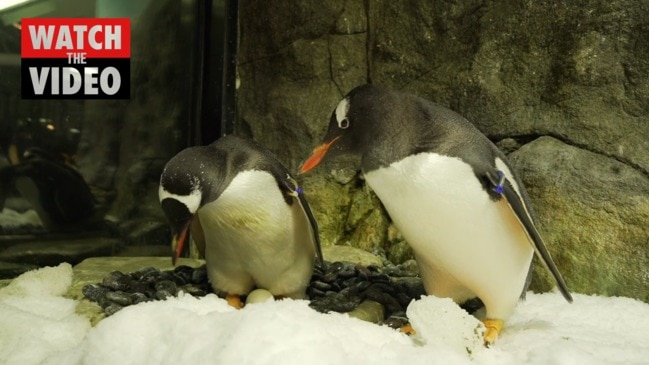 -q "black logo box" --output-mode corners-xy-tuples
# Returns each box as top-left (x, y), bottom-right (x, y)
(21, 58), (130, 99)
